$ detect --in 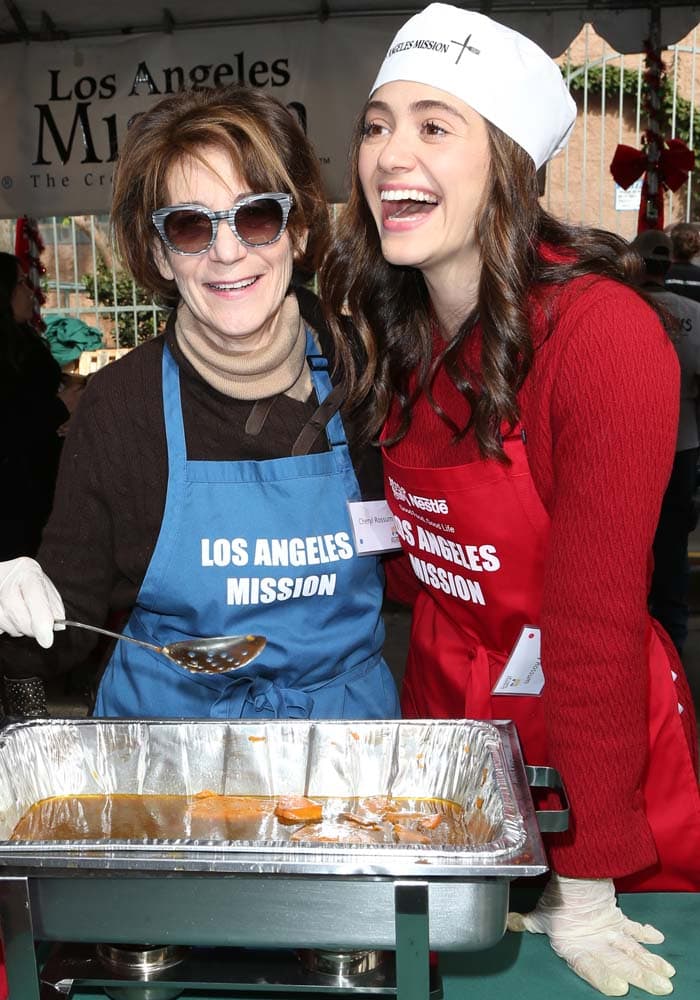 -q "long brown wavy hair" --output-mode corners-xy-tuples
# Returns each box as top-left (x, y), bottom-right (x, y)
(321, 116), (651, 461)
